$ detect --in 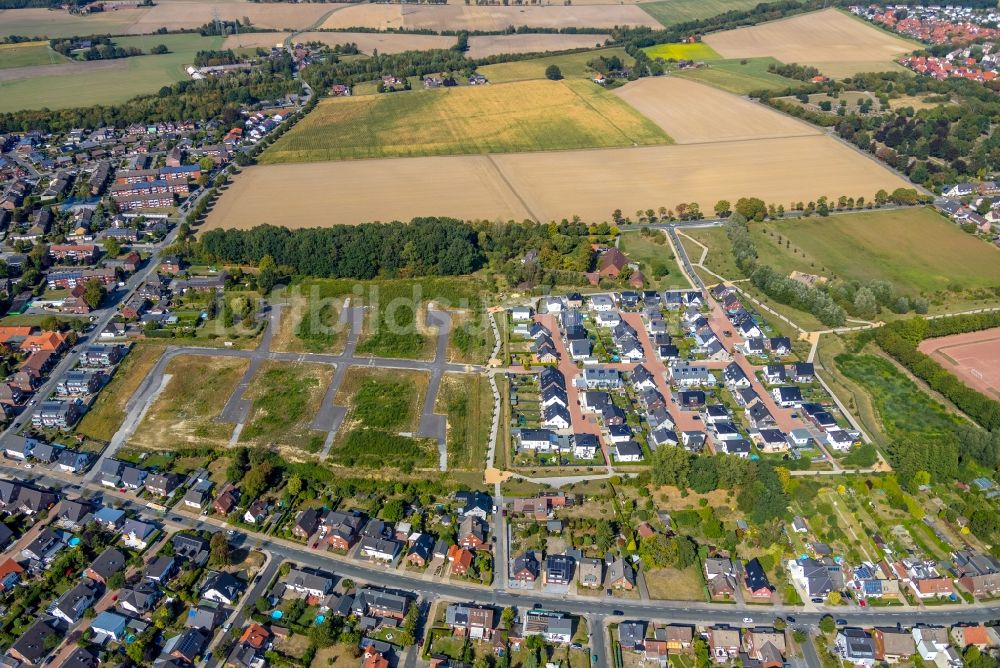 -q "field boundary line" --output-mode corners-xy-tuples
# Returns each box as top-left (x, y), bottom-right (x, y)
(484, 154), (541, 222)
(565, 78), (671, 145)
